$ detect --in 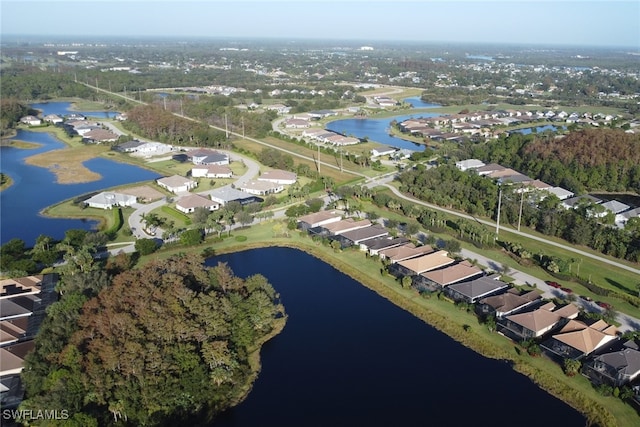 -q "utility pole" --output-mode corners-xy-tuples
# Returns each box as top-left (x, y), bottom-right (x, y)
(241, 117), (245, 138)
(224, 114), (229, 139)
(517, 186), (525, 231)
(163, 96), (167, 110)
(95, 78), (98, 92)
(495, 185), (503, 237)
(340, 149), (343, 172)
(318, 144), (321, 174)
(180, 98), (183, 116)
